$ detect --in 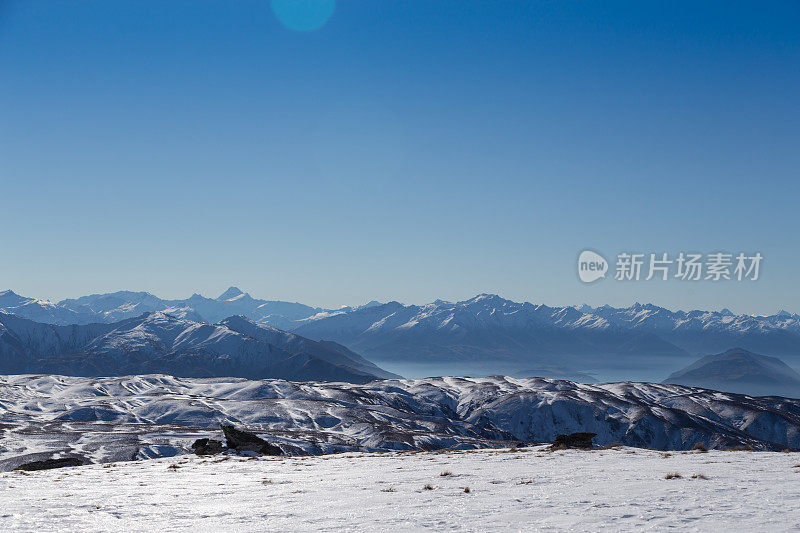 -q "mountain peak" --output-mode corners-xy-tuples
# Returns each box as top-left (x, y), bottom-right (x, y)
(138, 310), (176, 322)
(463, 293), (506, 305)
(664, 347), (800, 397)
(219, 314), (256, 328)
(217, 286), (245, 301)
(720, 347), (755, 357)
(0, 290), (30, 306)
